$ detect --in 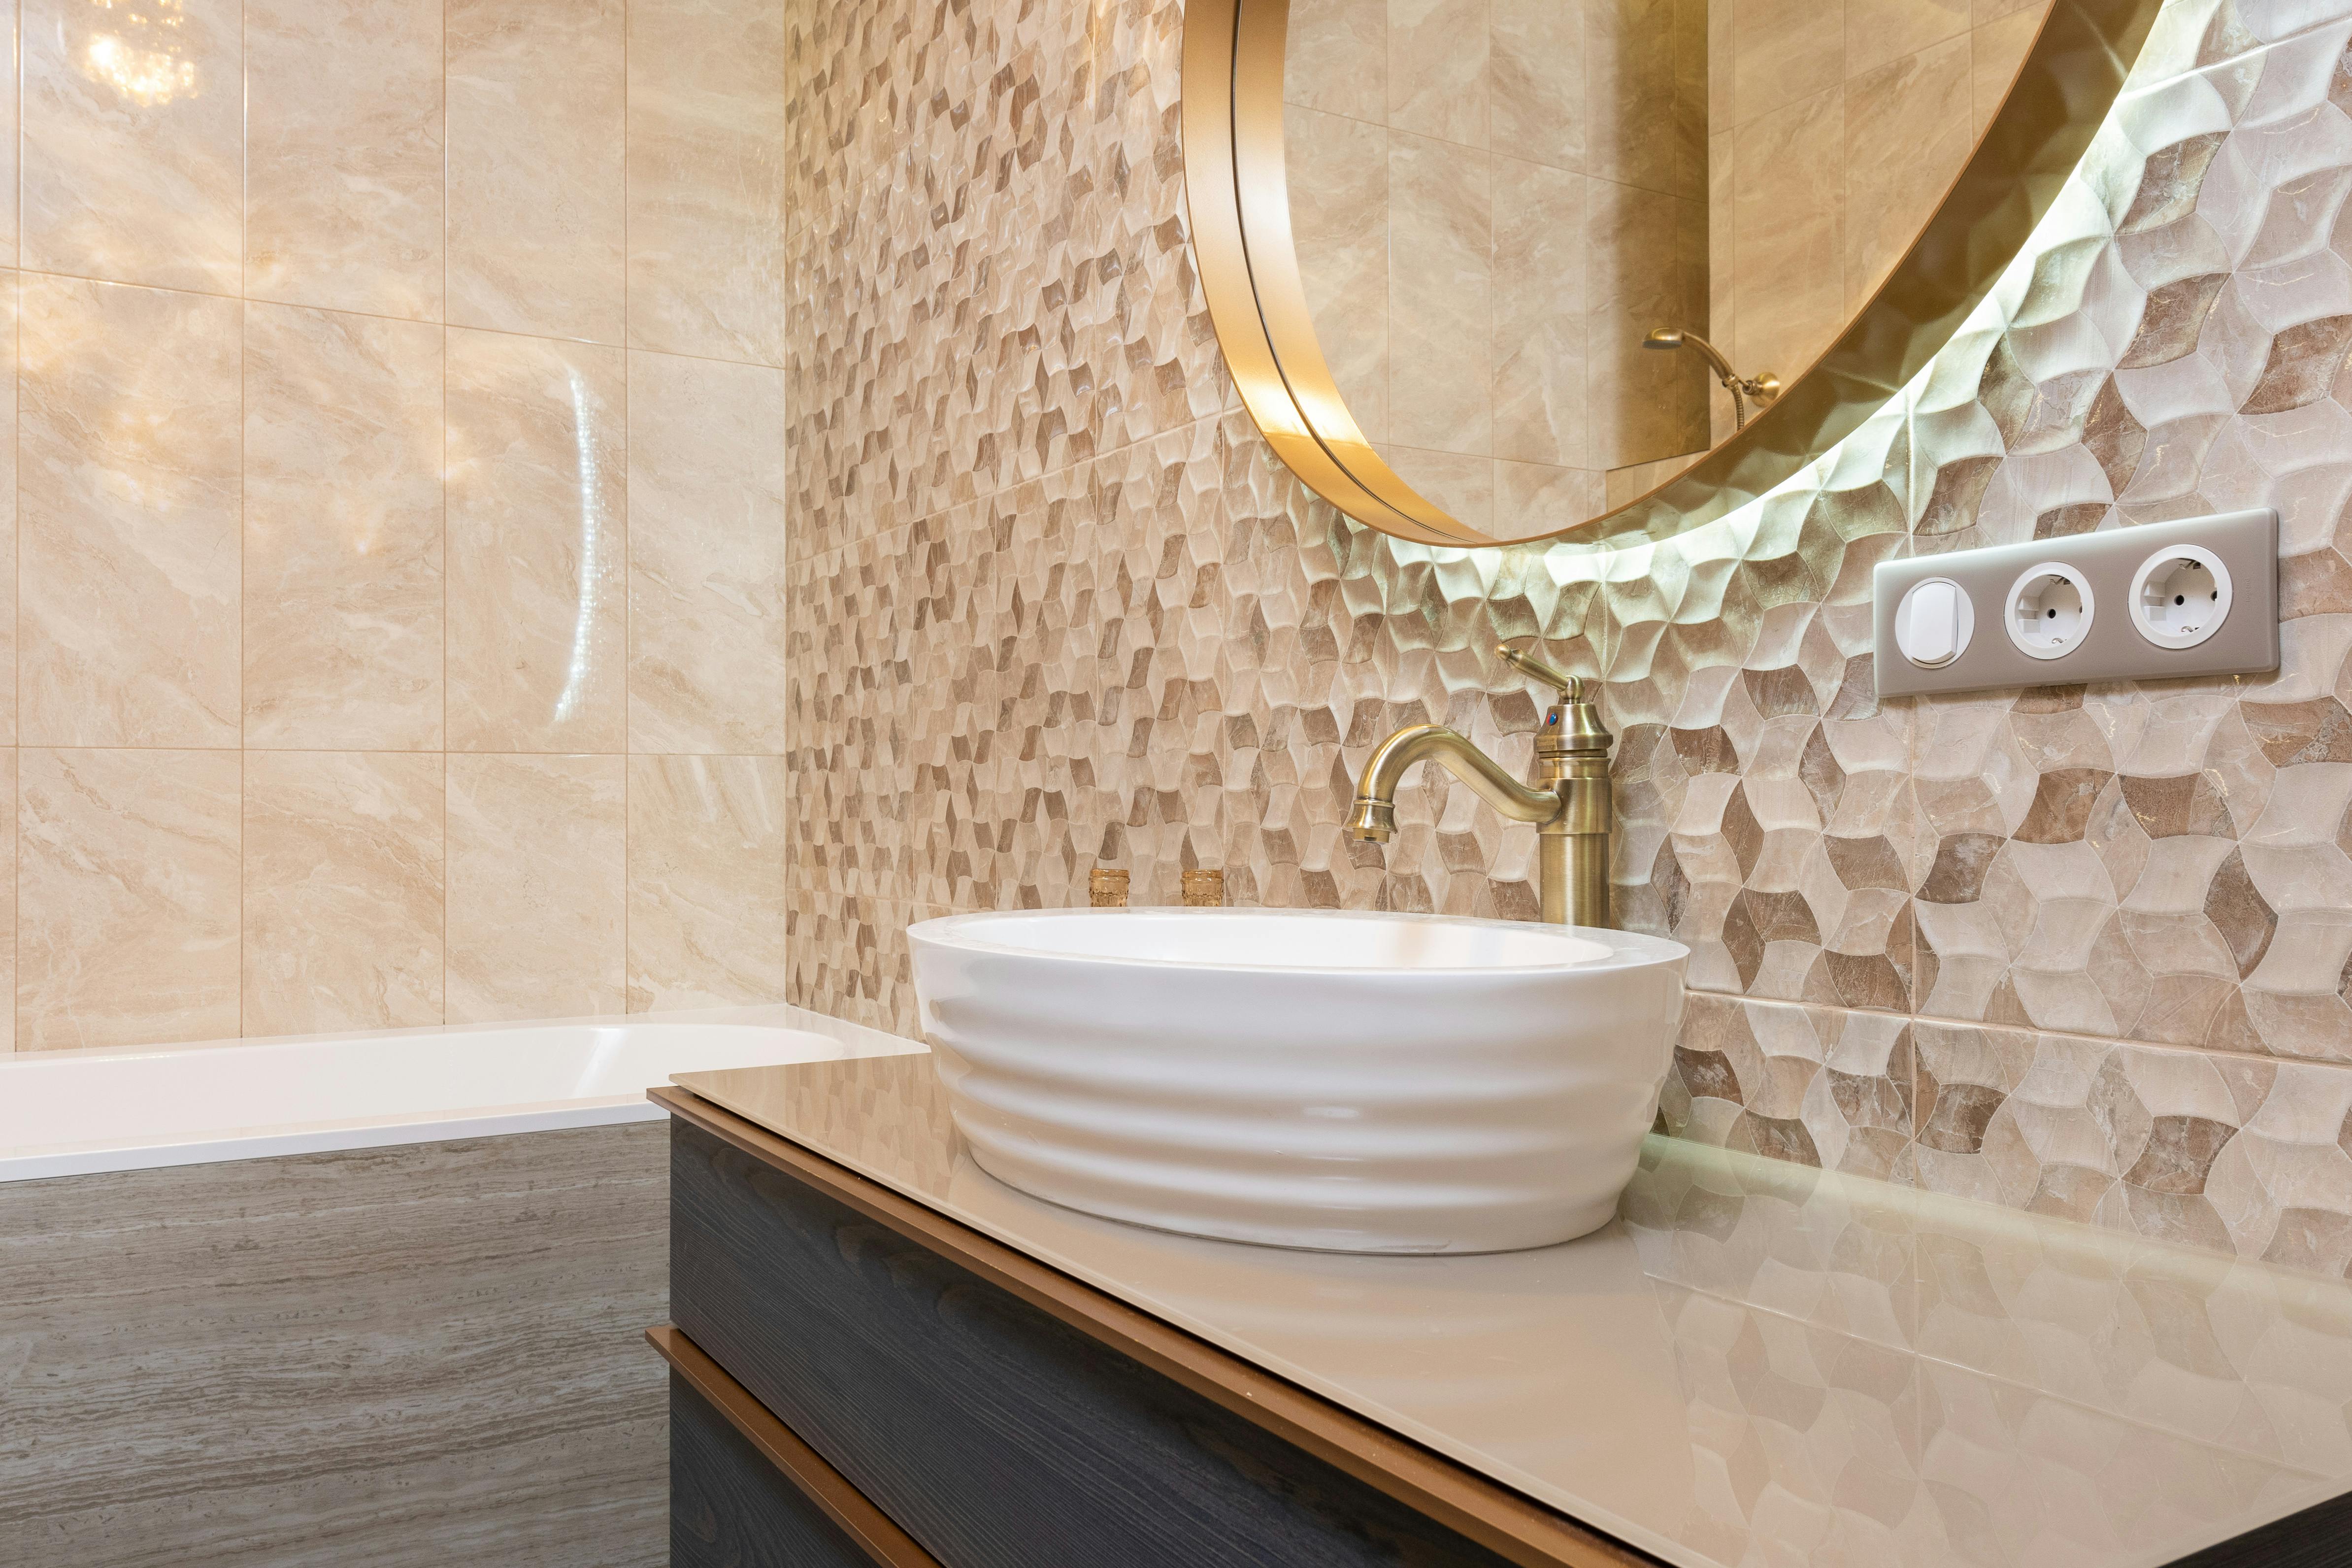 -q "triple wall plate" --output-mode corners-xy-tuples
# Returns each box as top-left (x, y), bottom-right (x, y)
(1871, 510), (2280, 700)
